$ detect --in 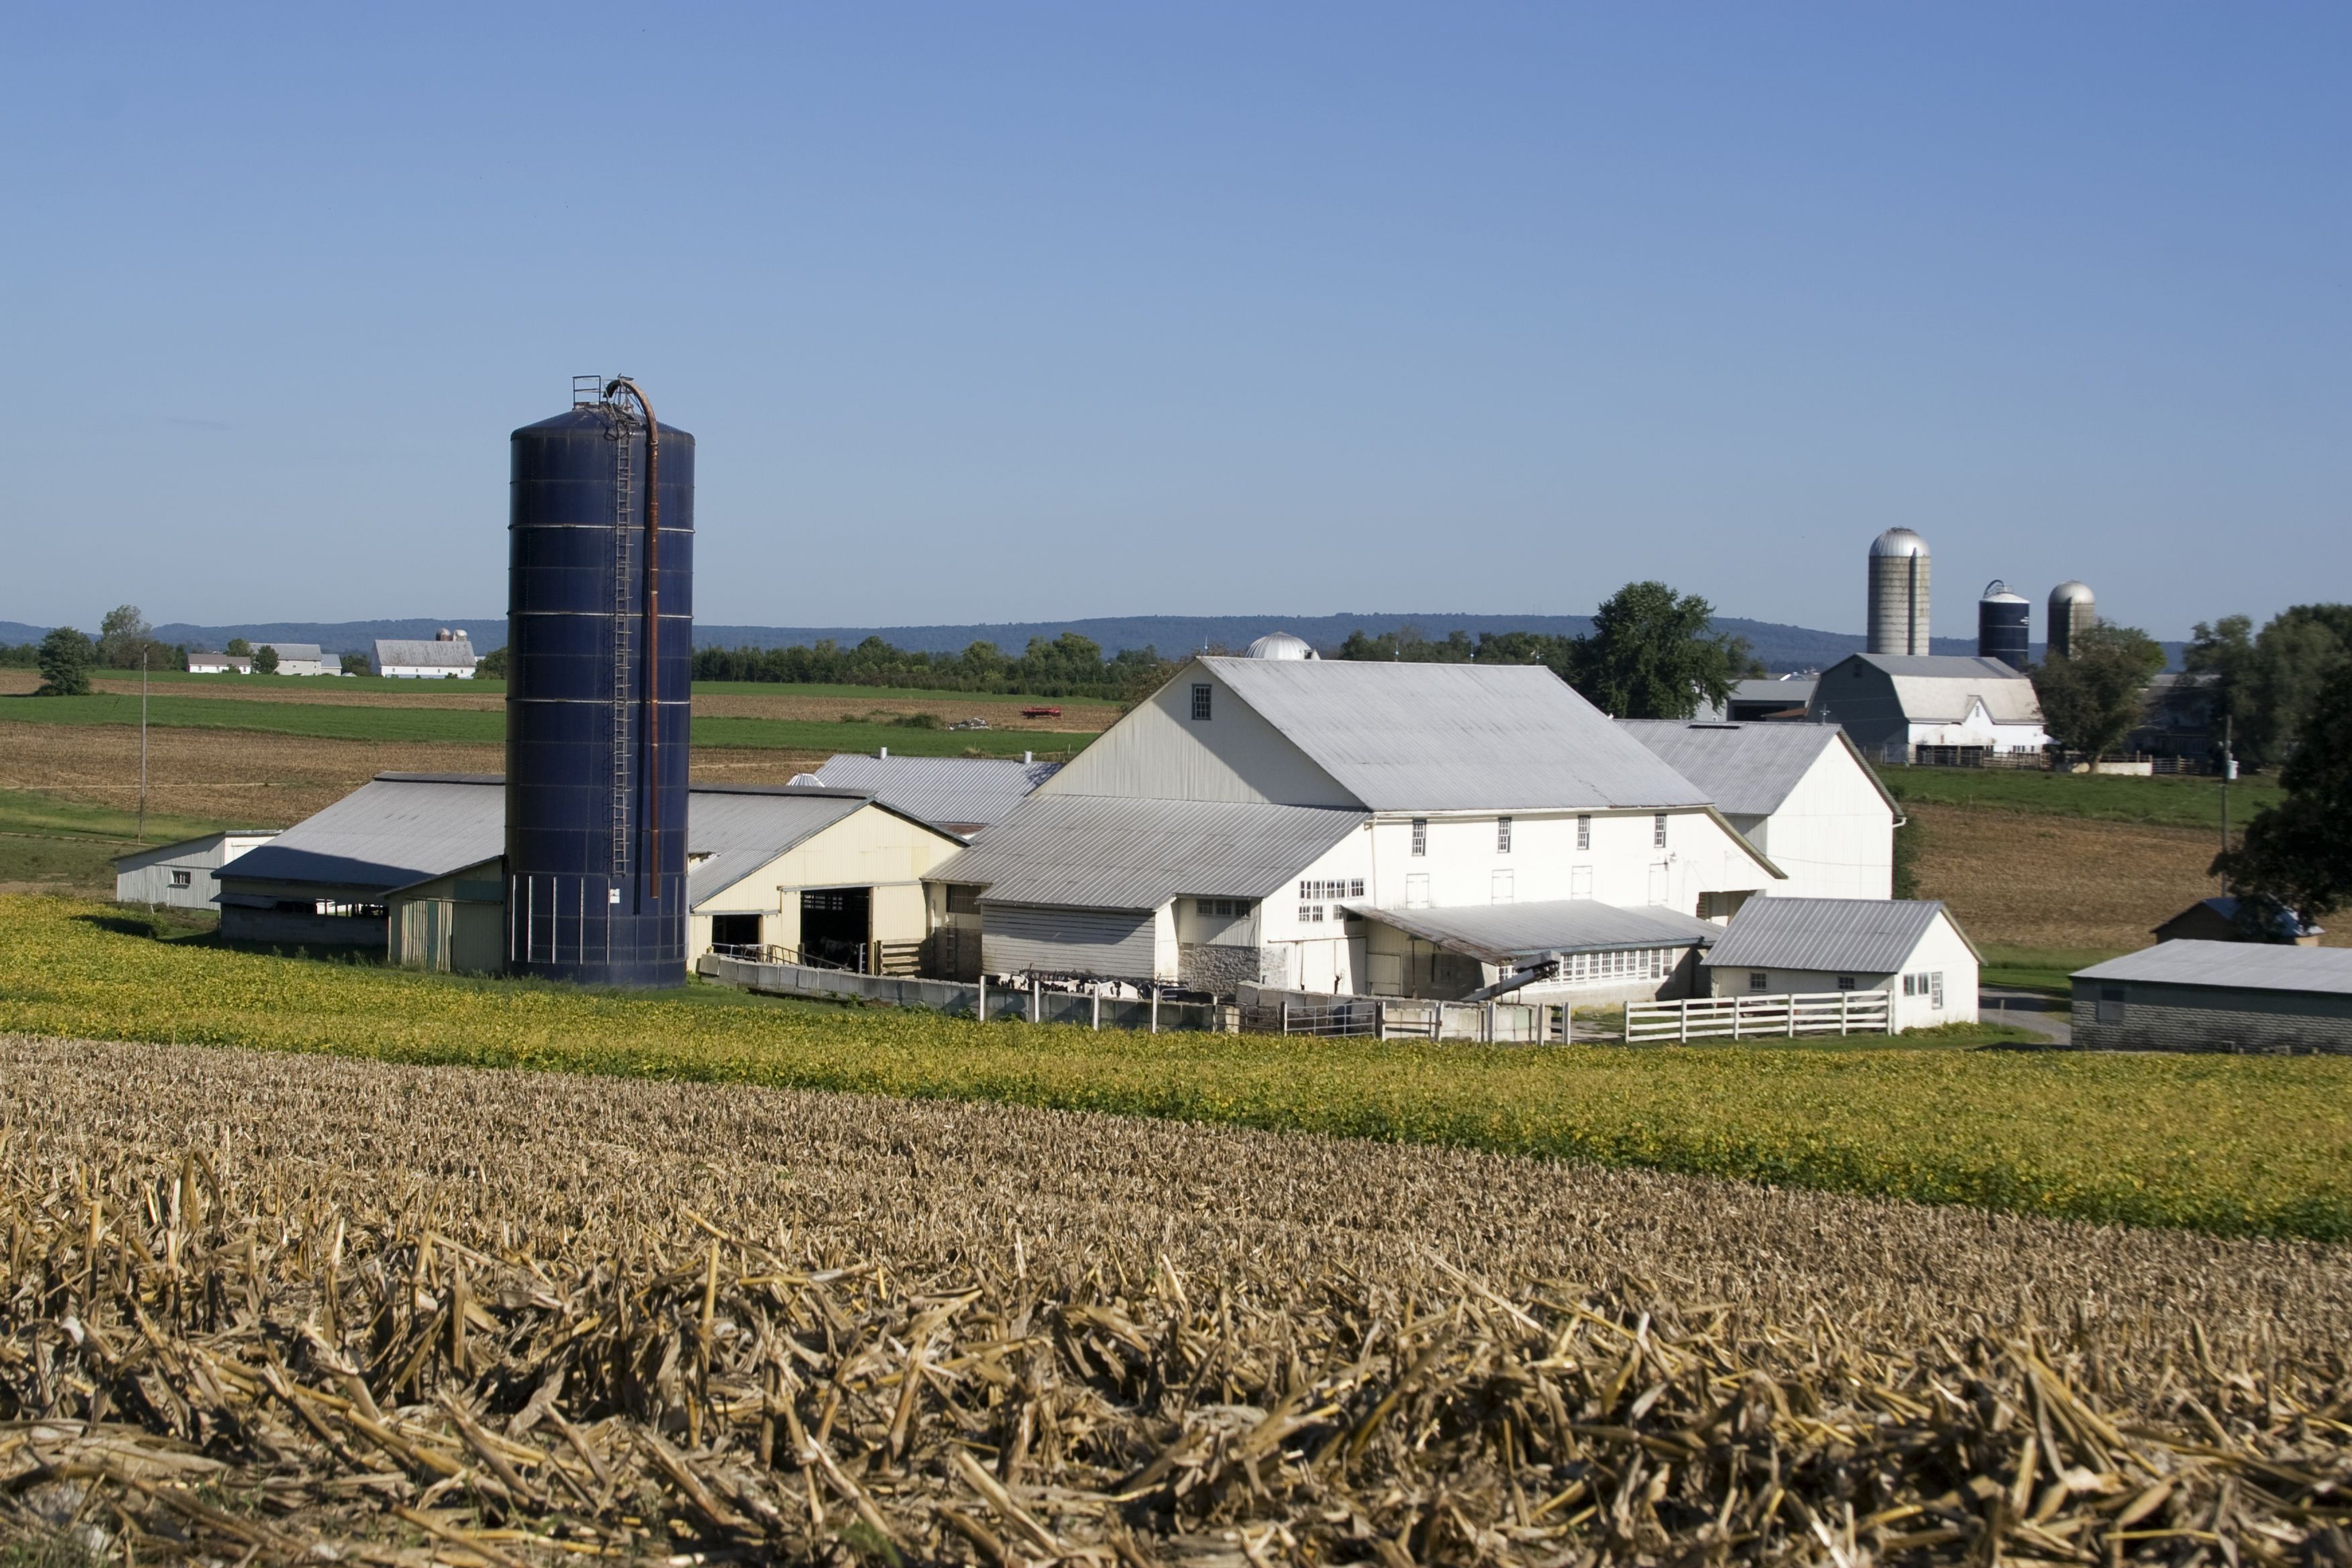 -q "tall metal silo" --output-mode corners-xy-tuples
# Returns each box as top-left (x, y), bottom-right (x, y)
(2047, 580), (2095, 660)
(1977, 580), (2030, 670)
(505, 377), (695, 987)
(1866, 528), (1932, 656)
